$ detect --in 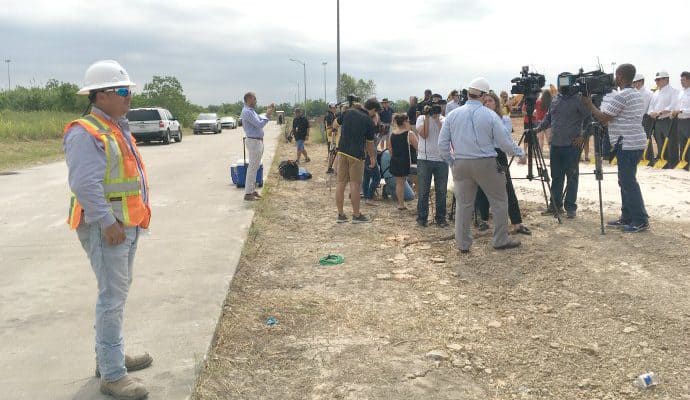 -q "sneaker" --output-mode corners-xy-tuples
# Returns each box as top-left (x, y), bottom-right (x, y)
(541, 207), (564, 216)
(566, 210), (576, 219)
(494, 239), (521, 250)
(100, 375), (148, 400)
(336, 214), (348, 223)
(351, 214), (371, 223)
(305, 157), (311, 162)
(478, 221), (490, 231)
(622, 222), (649, 233)
(417, 219), (428, 227)
(606, 218), (629, 227)
(252, 192), (263, 199)
(436, 220), (449, 228)
(96, 353), (153, 378)
(244, 194), (257, 201)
